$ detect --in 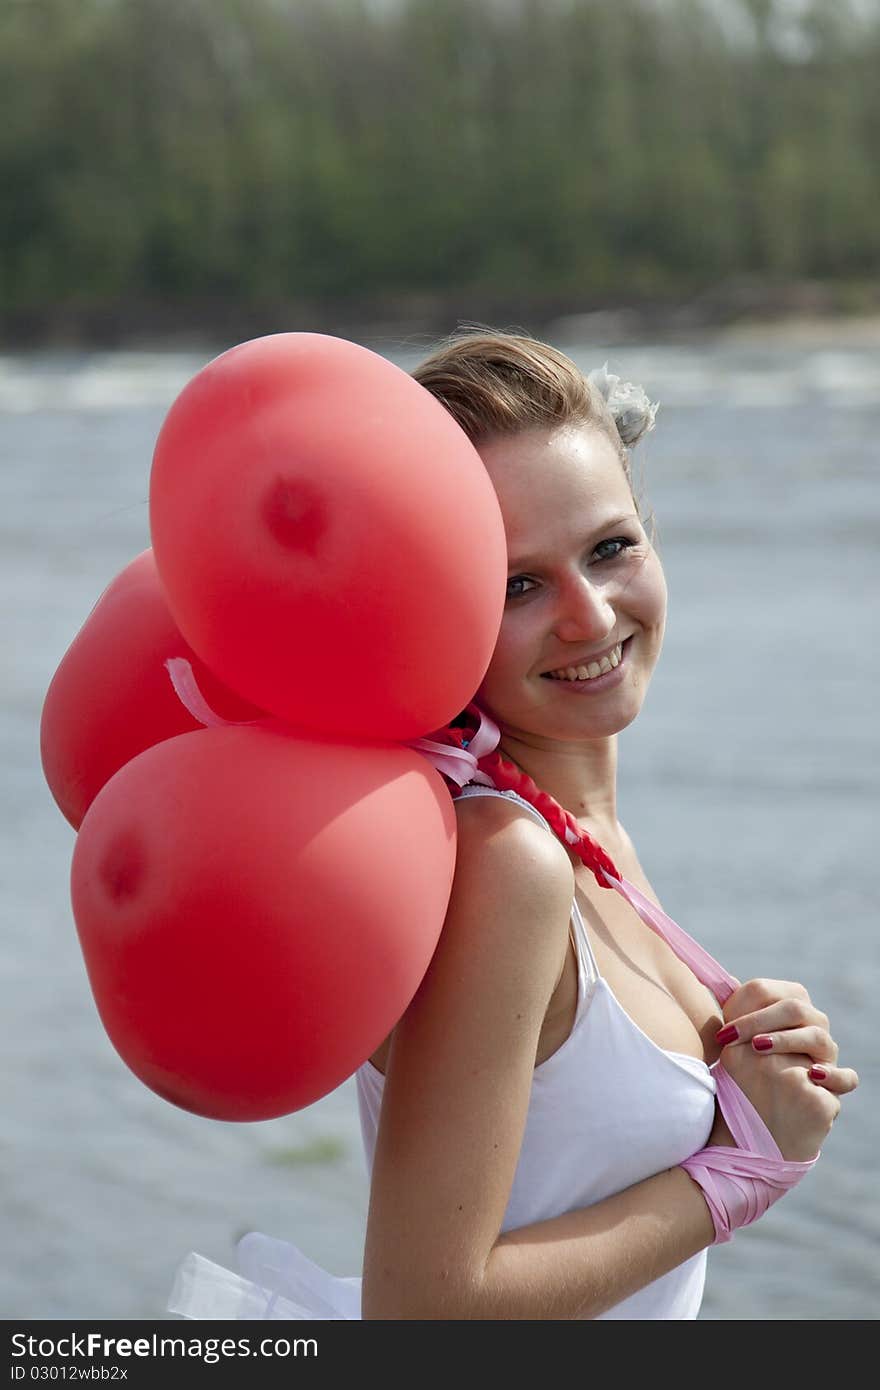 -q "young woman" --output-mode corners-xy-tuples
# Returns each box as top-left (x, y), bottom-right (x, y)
(171, 330), (858, 1321)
